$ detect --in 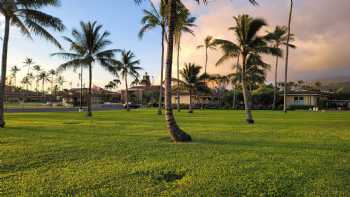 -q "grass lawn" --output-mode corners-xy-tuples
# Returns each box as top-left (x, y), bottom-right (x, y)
(5, 102), (66, 109)
(0, 110), (349, 196)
